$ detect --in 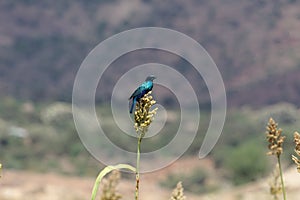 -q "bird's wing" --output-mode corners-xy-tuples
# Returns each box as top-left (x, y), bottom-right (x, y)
(129, 87), (141, 100)
(129, 80), (152, 100)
